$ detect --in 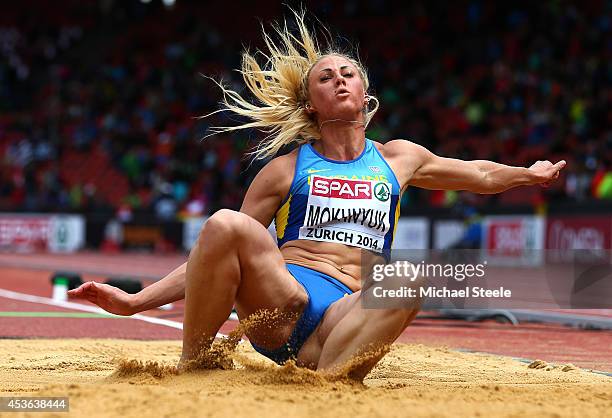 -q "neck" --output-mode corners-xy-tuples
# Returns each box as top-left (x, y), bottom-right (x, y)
(314, 118), (366, 161)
